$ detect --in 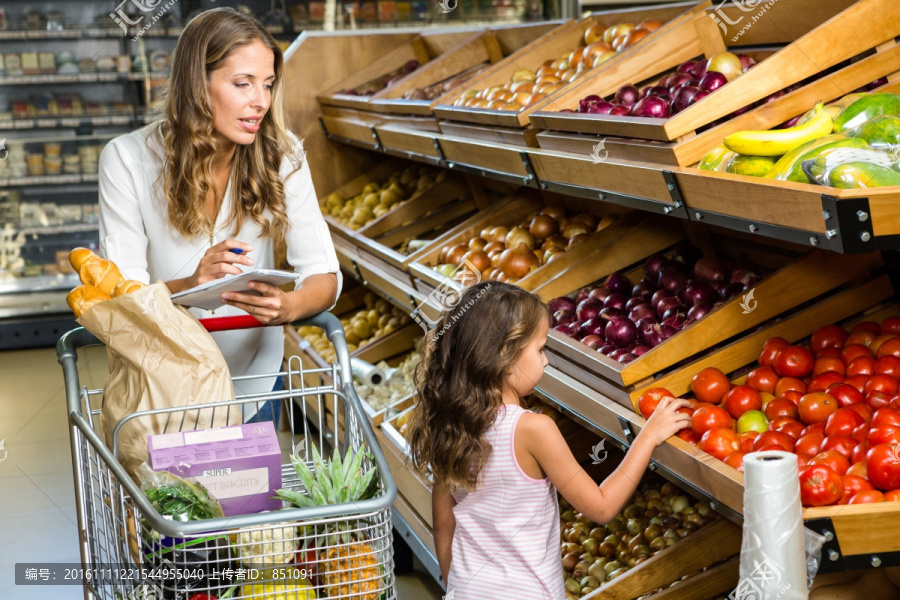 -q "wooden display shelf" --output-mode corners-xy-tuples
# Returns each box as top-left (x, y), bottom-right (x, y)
(529, 0), (900, 144)
(548, 244), (882, 397)
(432, 1), (709, 143)
(532, 39), (900, 167)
